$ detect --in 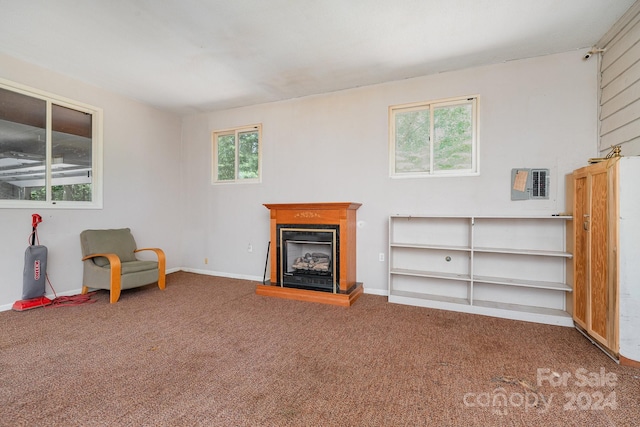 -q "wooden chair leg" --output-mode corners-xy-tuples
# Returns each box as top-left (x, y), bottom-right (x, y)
(158, 270), (166, 290)
(109, 286), (121, 304)
(157, 250), (166, 290)
(109, 257), (122, 304)
(81, 286), (89, 294)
